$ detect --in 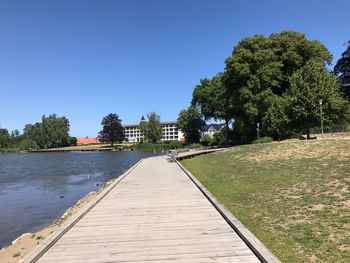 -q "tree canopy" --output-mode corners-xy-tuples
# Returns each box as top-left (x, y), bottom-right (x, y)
(192, 73), (234, 142)
(139, 112), (162, 143)
(177, 106), (205, 143)
(287, 60), (349, 138)
(334, 40), (350, 98)
(0, 128), (10, 148)
(224, 30), (333, 139)
(98, 113), (125, 147)
(23, 114), (71, 149)
(184, 30), (350, 142)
